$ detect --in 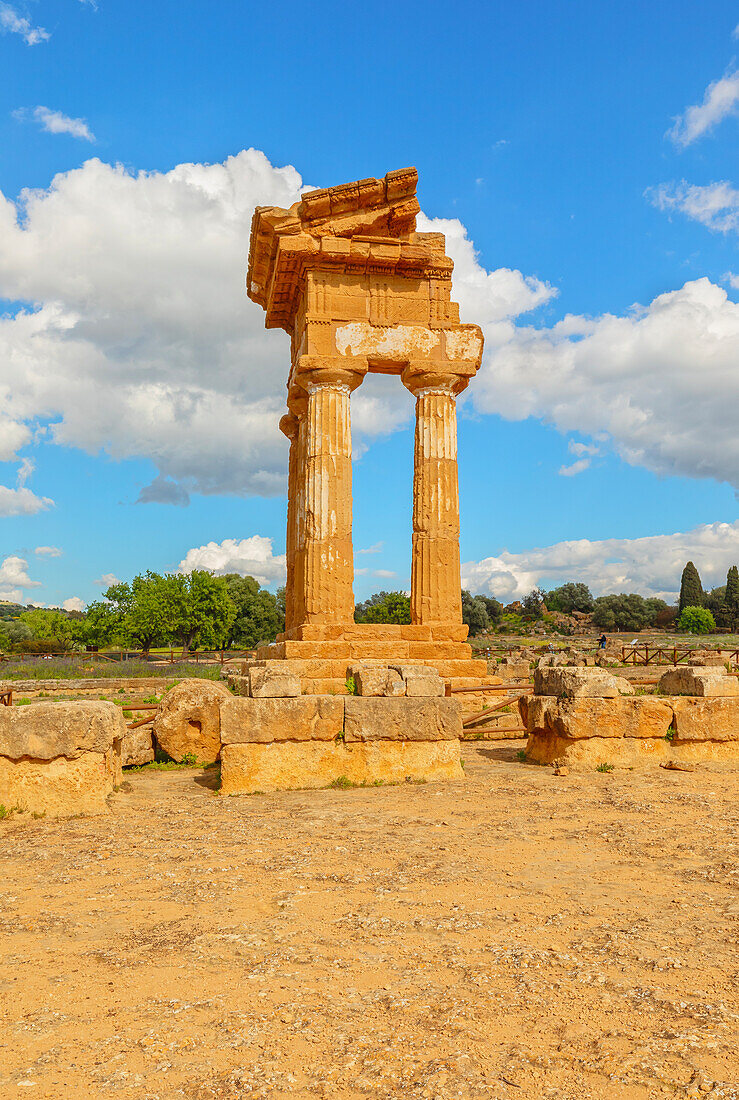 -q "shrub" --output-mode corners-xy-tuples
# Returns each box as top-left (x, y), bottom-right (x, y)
(677, 606), (716, 635)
